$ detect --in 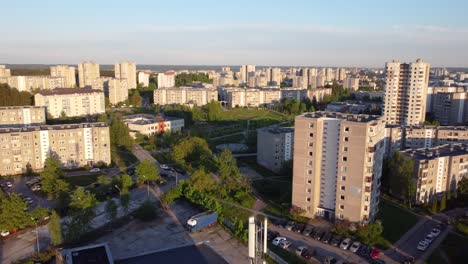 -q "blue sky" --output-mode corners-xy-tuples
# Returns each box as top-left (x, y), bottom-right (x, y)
(1, 0), (467, 67)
